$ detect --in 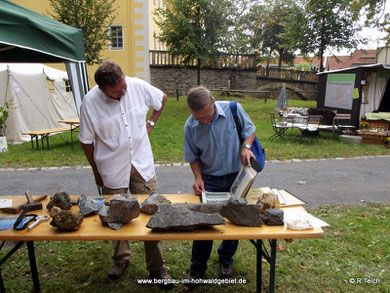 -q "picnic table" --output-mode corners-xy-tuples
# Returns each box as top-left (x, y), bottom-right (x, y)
(58, 119), (80, 149)
(22, 125), (76, 150)
(0, 194), (324, 293)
